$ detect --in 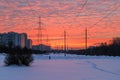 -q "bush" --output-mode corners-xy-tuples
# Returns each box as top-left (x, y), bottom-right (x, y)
(4, 47), (33, 66)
